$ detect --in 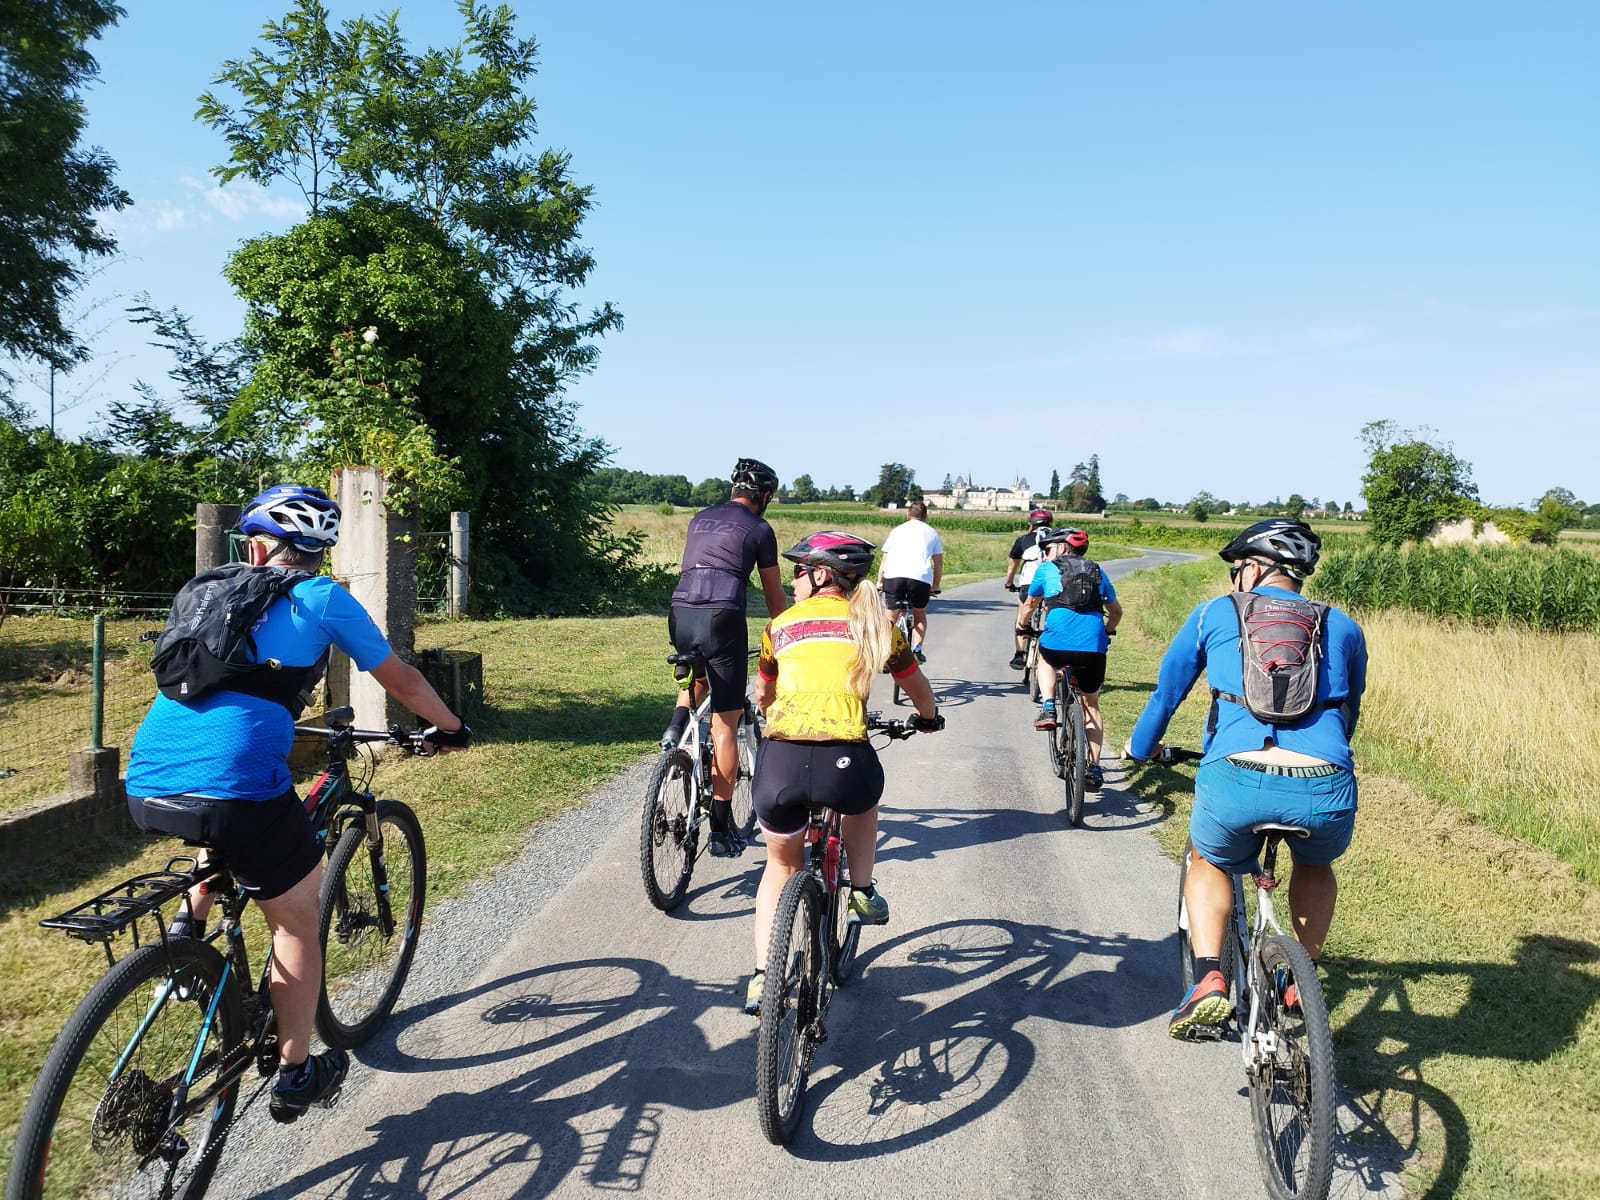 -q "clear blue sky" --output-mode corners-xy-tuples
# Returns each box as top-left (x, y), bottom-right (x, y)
(21, 1), (1599, 508)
